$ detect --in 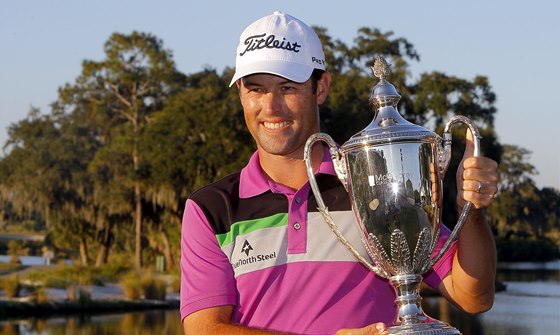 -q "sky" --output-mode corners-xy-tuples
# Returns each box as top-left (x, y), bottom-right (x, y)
(0, 0), (558, 190)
